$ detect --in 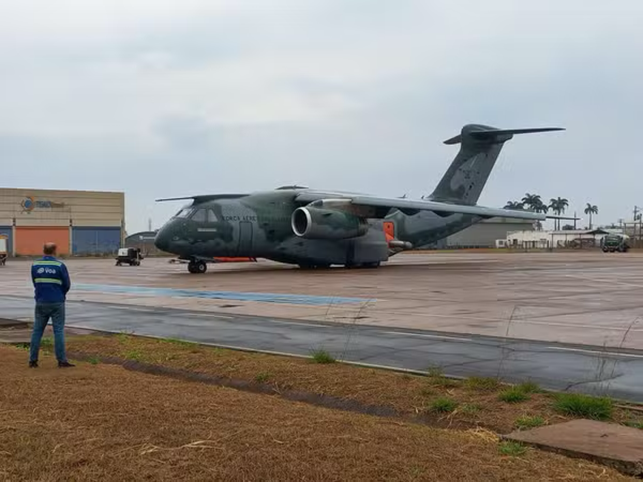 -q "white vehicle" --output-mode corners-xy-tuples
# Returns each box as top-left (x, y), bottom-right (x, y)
(115, 247), (143, 266)
(0, 236), (7, 266)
